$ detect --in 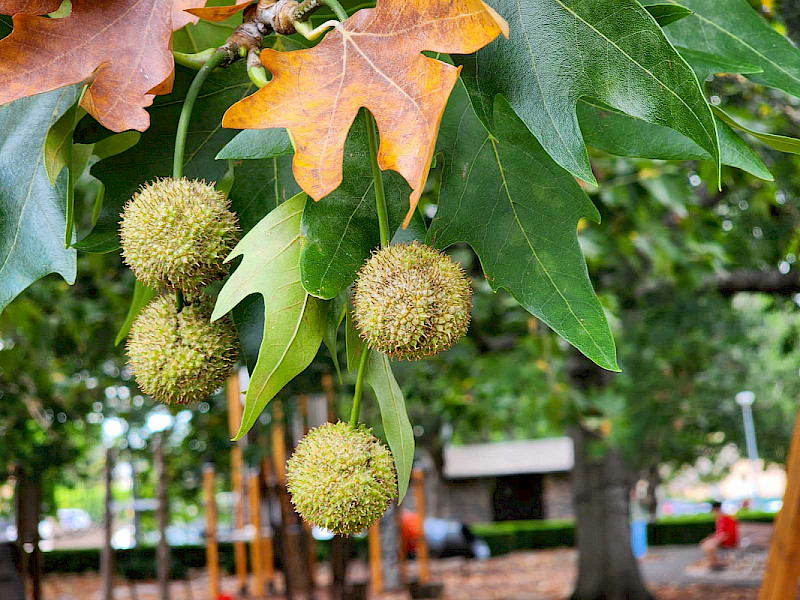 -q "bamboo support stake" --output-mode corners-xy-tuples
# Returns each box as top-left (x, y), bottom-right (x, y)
(323, 372), (351, 600)
(260, 458), (276, 589)
(368, 523), (383, 595)
(299, 394), (317, 587)
(271, 401), (287, 484)
(272, 399), (308, 595)
(412, 469), (430, 584)
(322, 373), (336, 421)
(203, 465), (220, 599)
(249, 470), (266, 598)
(759, 409), (800, 599)
(227, 374), (249, 595)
